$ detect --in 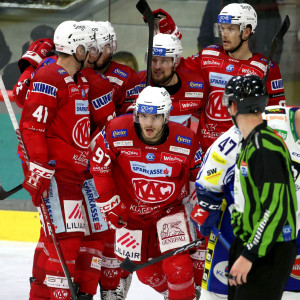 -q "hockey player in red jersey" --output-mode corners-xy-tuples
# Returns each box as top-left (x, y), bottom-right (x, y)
(151, 4), (286, 152)
(19, 20), (99, 299)
(95, 21), (140, 116)
(138, 33), (208, 128)
(90, 86), (203, 300)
